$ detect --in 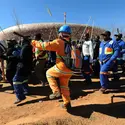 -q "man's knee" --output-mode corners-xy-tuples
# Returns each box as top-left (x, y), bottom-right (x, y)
(100, 64), (110, 73)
